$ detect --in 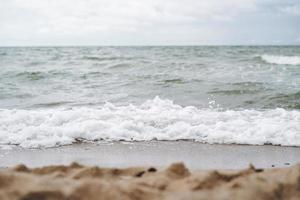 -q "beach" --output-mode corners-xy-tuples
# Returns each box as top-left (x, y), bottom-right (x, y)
(1, 141), (300, 169)
(0, 143), (300, 200)
(1, 0), (300, 198)
(0, 142), (299, 199)
(1, 164), (300, 200)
